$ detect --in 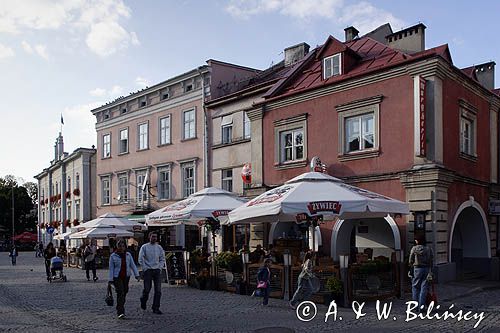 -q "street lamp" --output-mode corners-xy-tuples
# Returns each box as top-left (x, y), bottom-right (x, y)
(11, 185), (15, 244)
(283, 249), (292, 301)
(241, 250), (250, 294)
(339, 254), (349, 307)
